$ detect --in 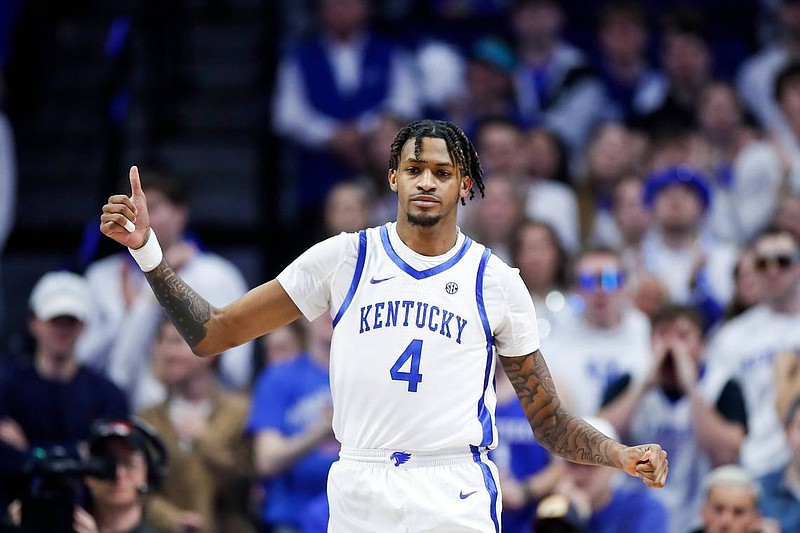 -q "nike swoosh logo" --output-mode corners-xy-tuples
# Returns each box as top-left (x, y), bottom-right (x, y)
(370, 276), (396, 284)
(459, 490), (478, 499)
